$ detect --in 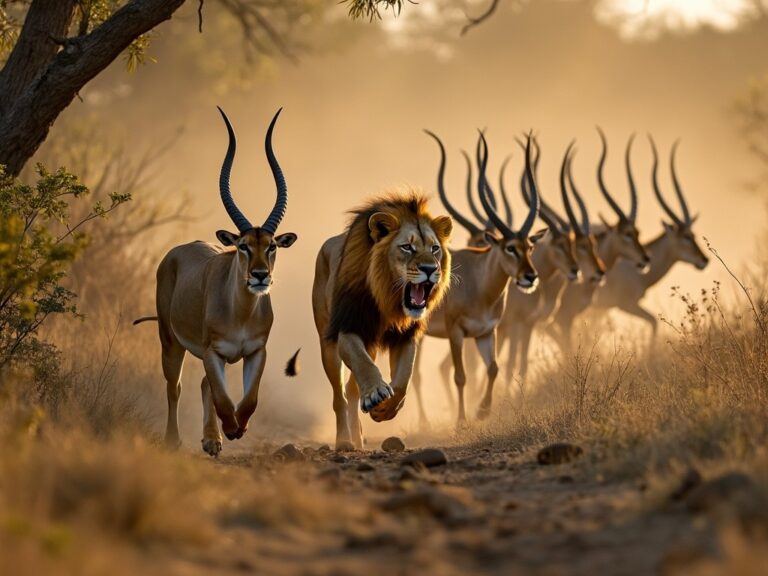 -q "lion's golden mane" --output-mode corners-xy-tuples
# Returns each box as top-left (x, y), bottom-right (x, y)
(326, 190), (451, 349)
